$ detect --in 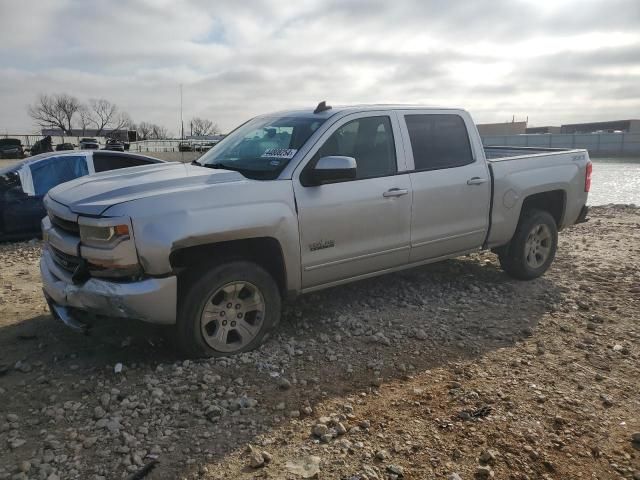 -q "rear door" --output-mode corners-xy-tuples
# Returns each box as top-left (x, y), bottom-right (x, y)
(293, 112), (412, 289)
(398, 110), (491, 261)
